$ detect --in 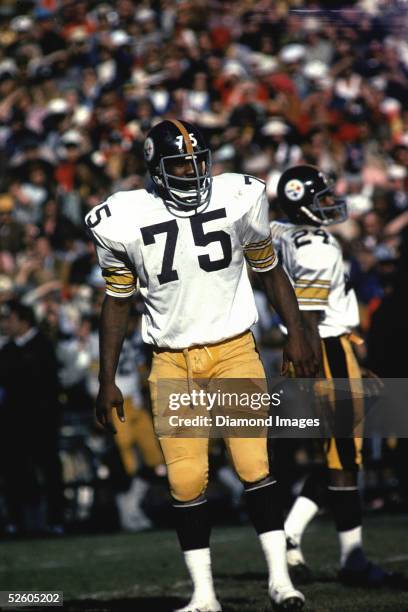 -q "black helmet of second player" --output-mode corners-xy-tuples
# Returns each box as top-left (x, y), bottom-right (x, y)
(277, 165), (347, 226)
(143, 119), (212, 209)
